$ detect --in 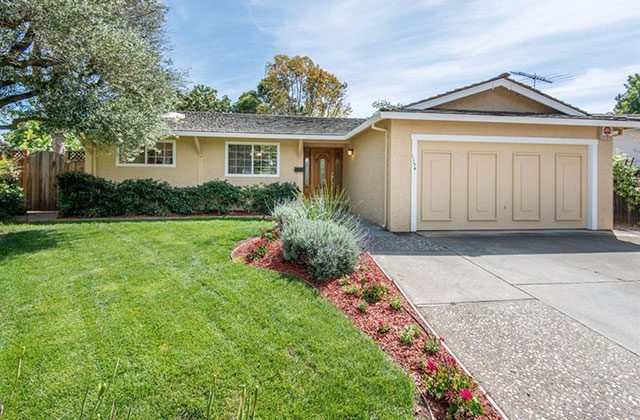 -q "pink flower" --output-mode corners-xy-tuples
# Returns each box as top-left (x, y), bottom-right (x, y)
(459, 389), (473, 401)
(425, 360), (439, 373)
